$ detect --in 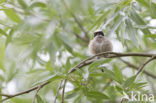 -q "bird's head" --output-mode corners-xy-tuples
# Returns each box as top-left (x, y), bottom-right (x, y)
(94, 30), (104, 38)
